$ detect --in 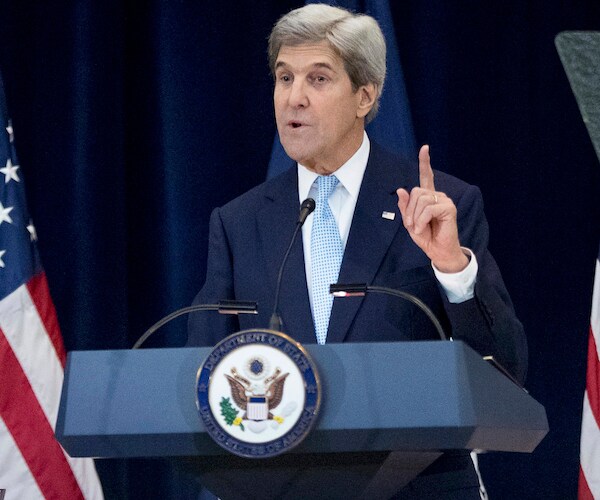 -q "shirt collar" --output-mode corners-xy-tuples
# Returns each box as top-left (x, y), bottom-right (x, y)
(297, 132), (370, 202)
